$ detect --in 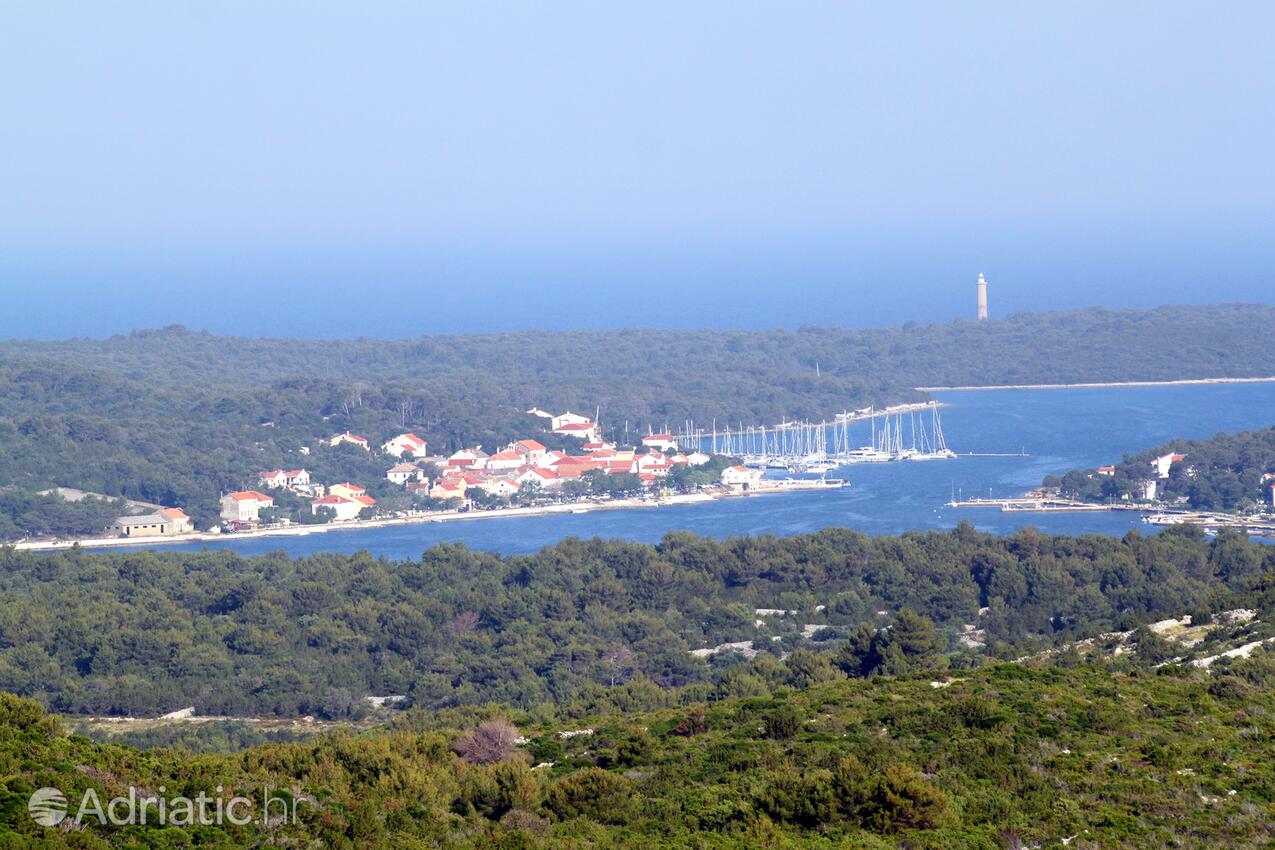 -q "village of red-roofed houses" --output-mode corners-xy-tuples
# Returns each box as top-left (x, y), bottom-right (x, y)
(66, 408), (845, 549)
